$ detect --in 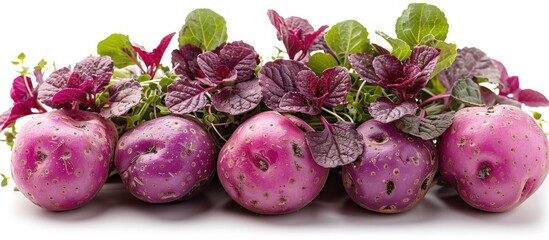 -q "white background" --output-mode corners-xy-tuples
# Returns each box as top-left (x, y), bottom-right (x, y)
(1, 0), (549, 239)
